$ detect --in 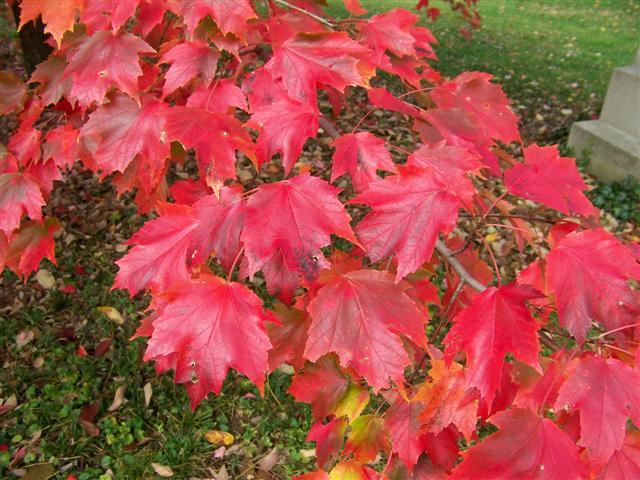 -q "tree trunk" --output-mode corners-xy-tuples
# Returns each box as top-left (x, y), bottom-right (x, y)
(10, 1), (52, 75)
